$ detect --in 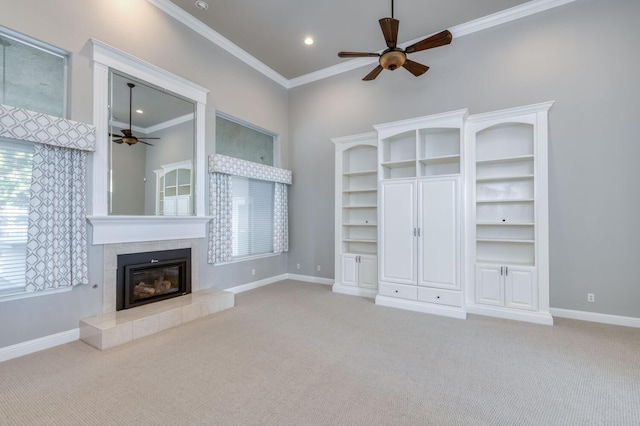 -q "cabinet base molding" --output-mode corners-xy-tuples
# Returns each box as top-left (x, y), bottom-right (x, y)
(332, 284), (378, 299)
(466, 303), (553, 325)
(375, 295), (467, 319)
